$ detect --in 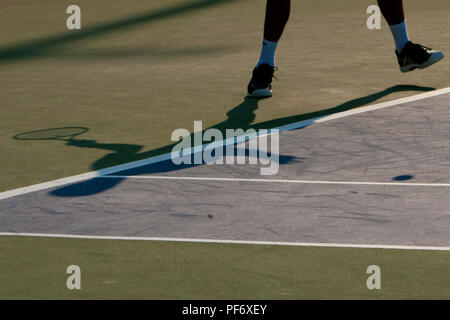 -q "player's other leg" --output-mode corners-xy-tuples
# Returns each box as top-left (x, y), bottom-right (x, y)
(248, 0), (291, 98)
(377, 0), (444, 72)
